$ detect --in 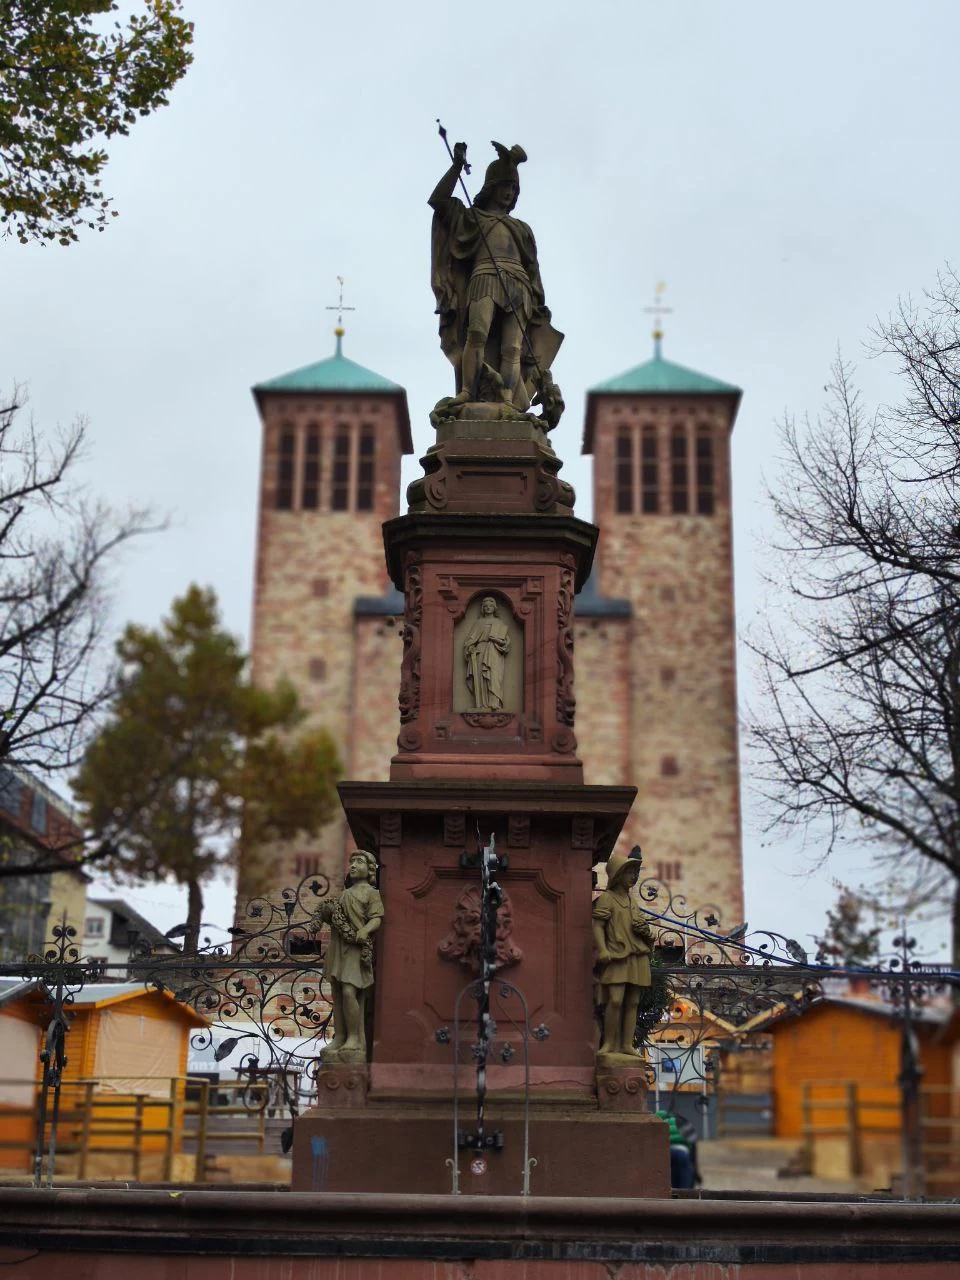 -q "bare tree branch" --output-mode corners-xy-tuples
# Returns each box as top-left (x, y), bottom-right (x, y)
(748, 269), (960, 967)
(0, 386), (157, 776)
